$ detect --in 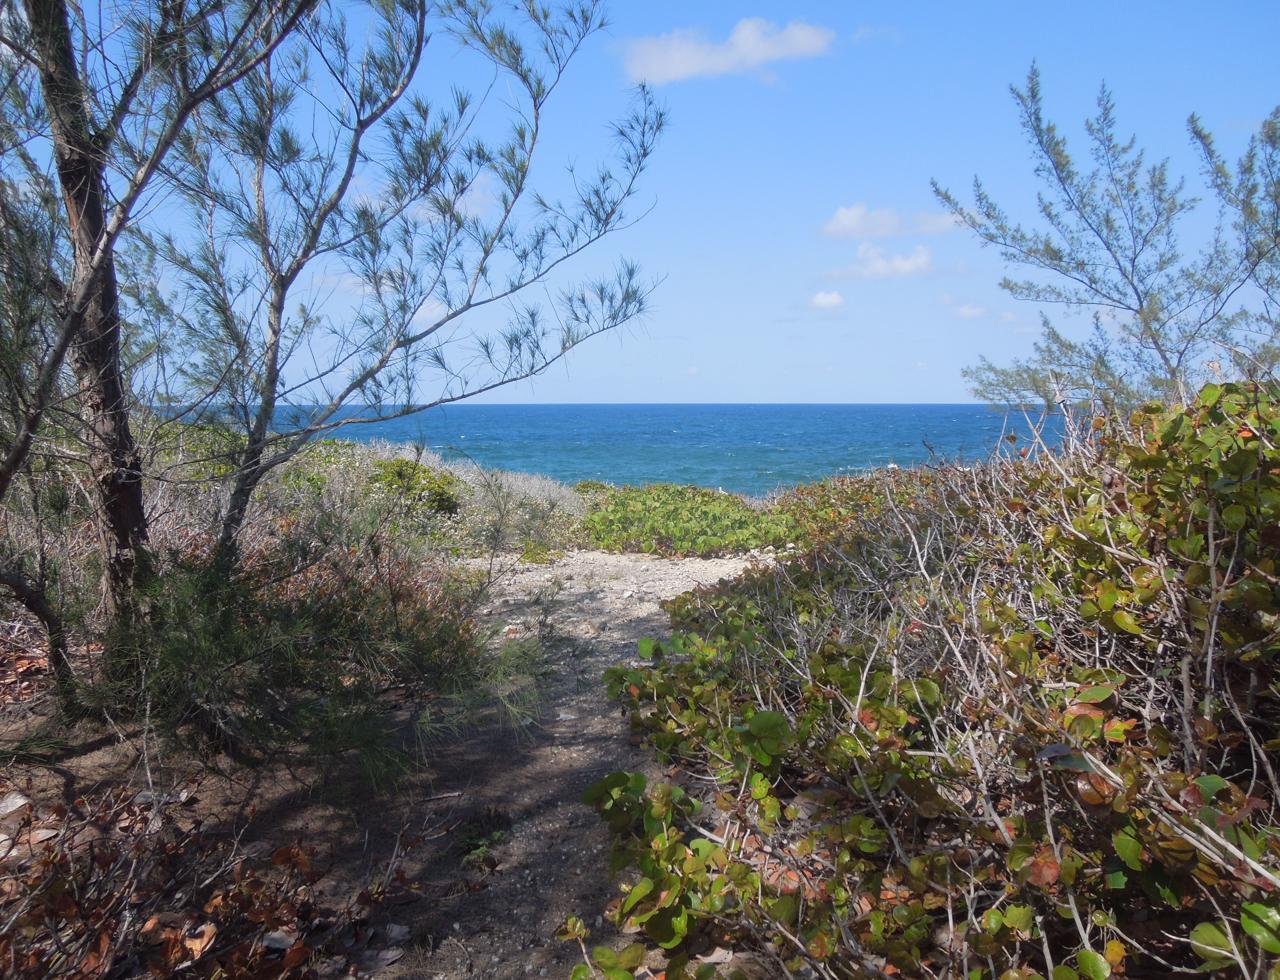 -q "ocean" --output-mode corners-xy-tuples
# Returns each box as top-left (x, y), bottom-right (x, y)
(308, 403), (1061, 498)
